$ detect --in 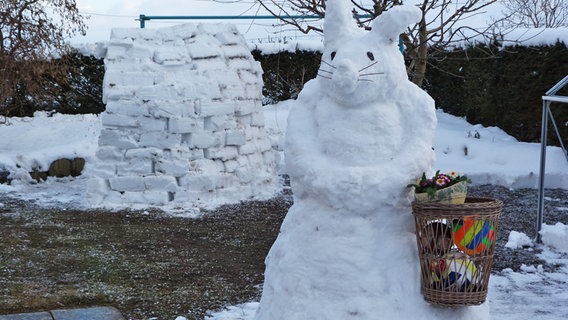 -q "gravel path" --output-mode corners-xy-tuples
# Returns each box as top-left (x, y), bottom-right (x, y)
(468, 185), (568, 271)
